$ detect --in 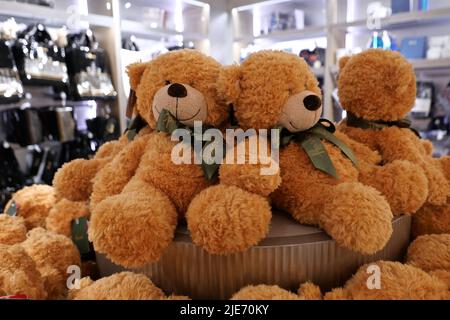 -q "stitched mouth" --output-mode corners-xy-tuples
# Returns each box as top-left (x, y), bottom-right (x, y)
(177, 108), (201, 122)
(289, 121), (300, 131)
